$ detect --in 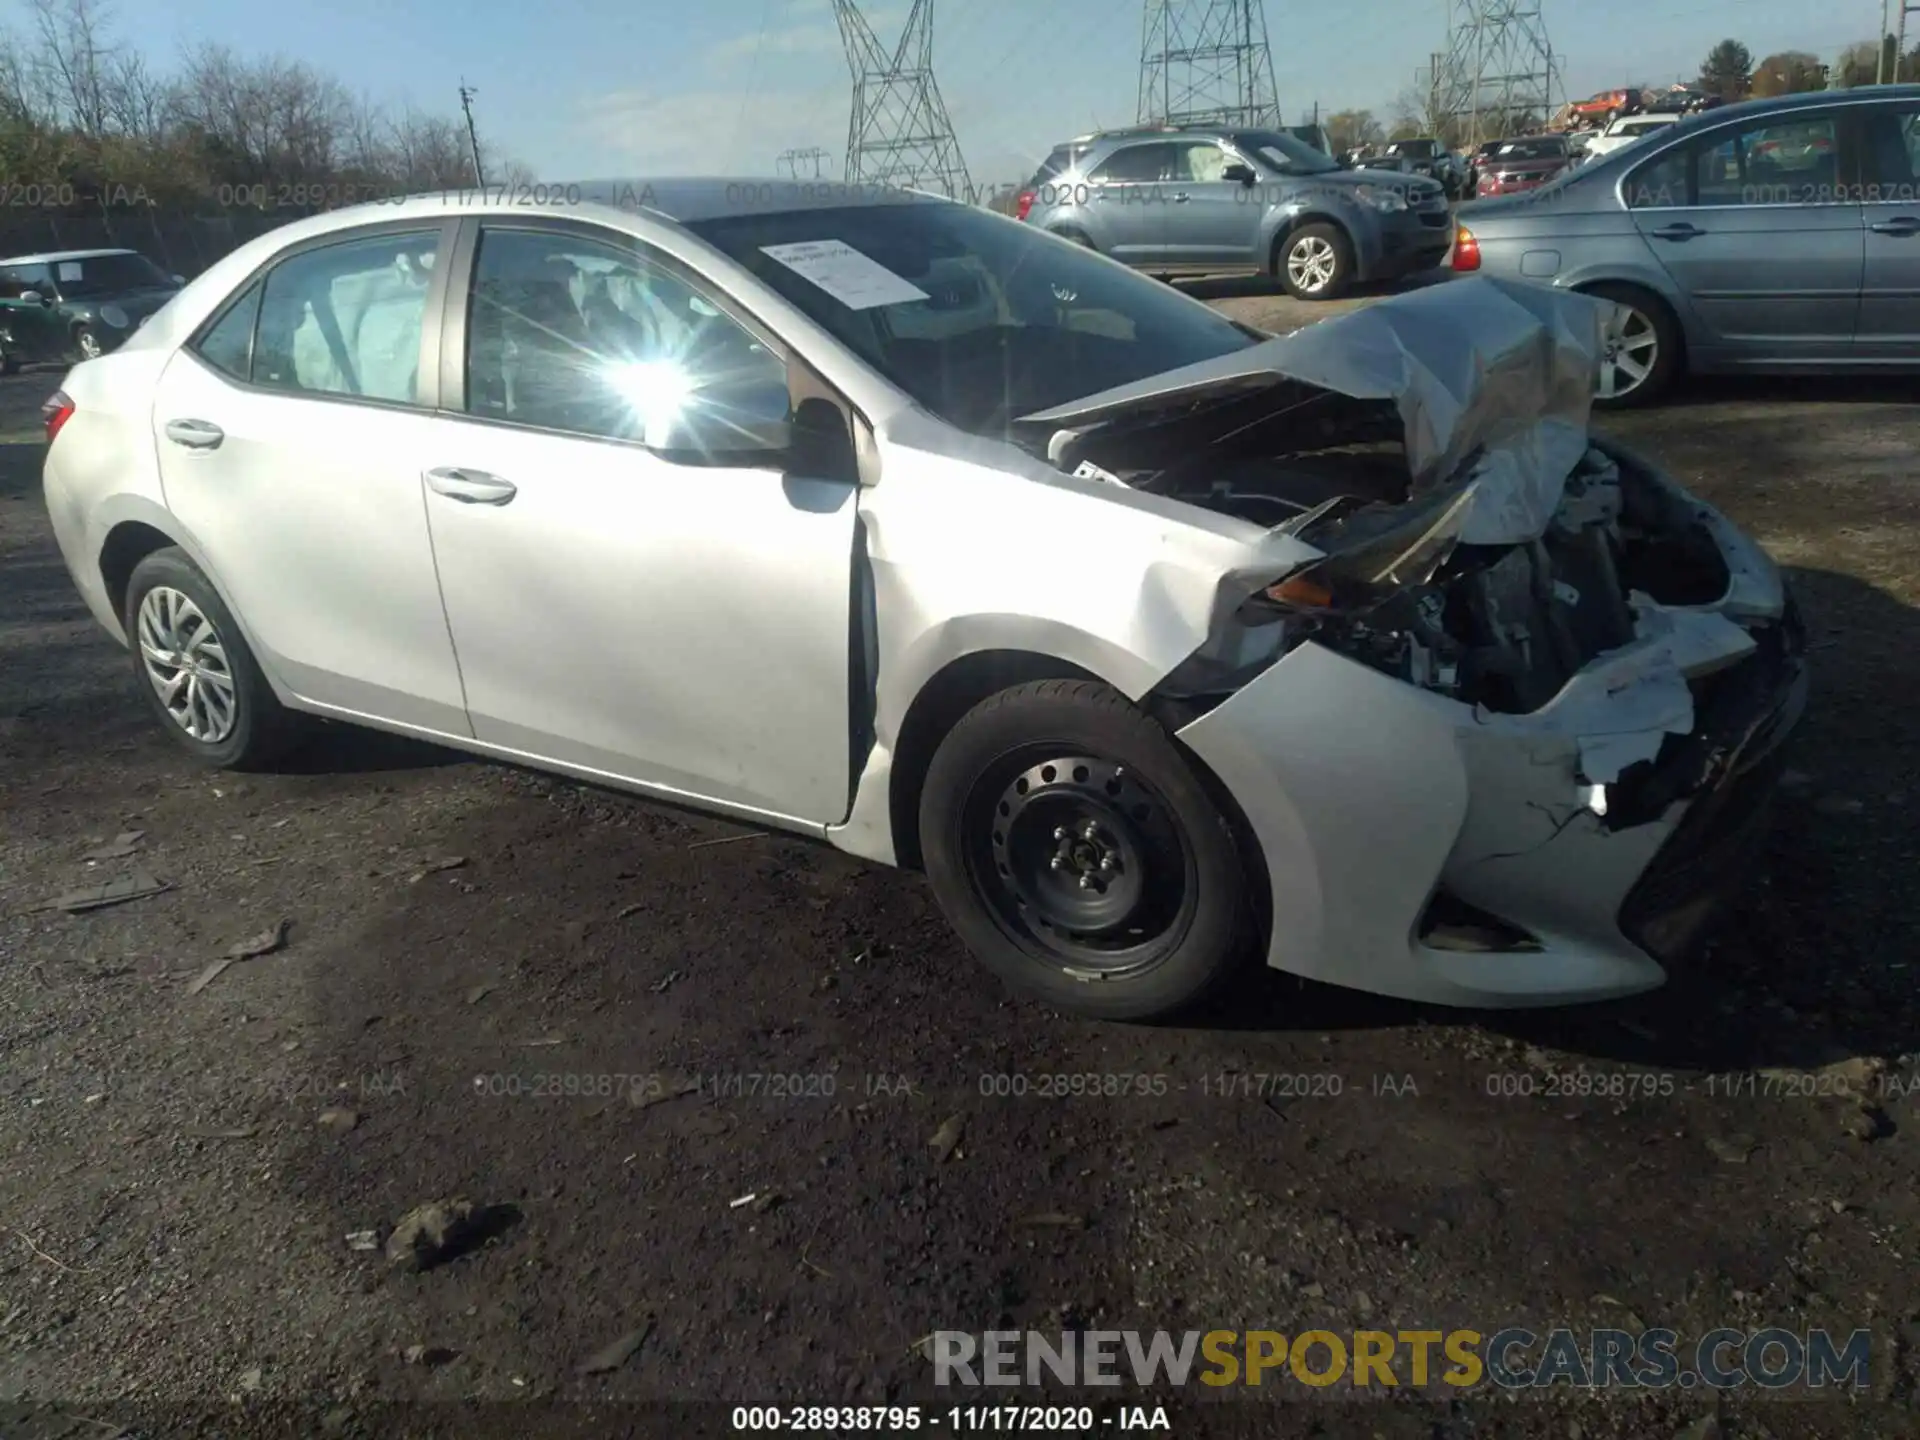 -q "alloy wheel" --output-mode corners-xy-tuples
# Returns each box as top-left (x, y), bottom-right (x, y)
(1599, 304), (1659, 400)
(965, 751), (1195, 974)
(76, 328), (102, 359)
(136, 585), (238, 743)
(1286, 235), (1338, 294)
